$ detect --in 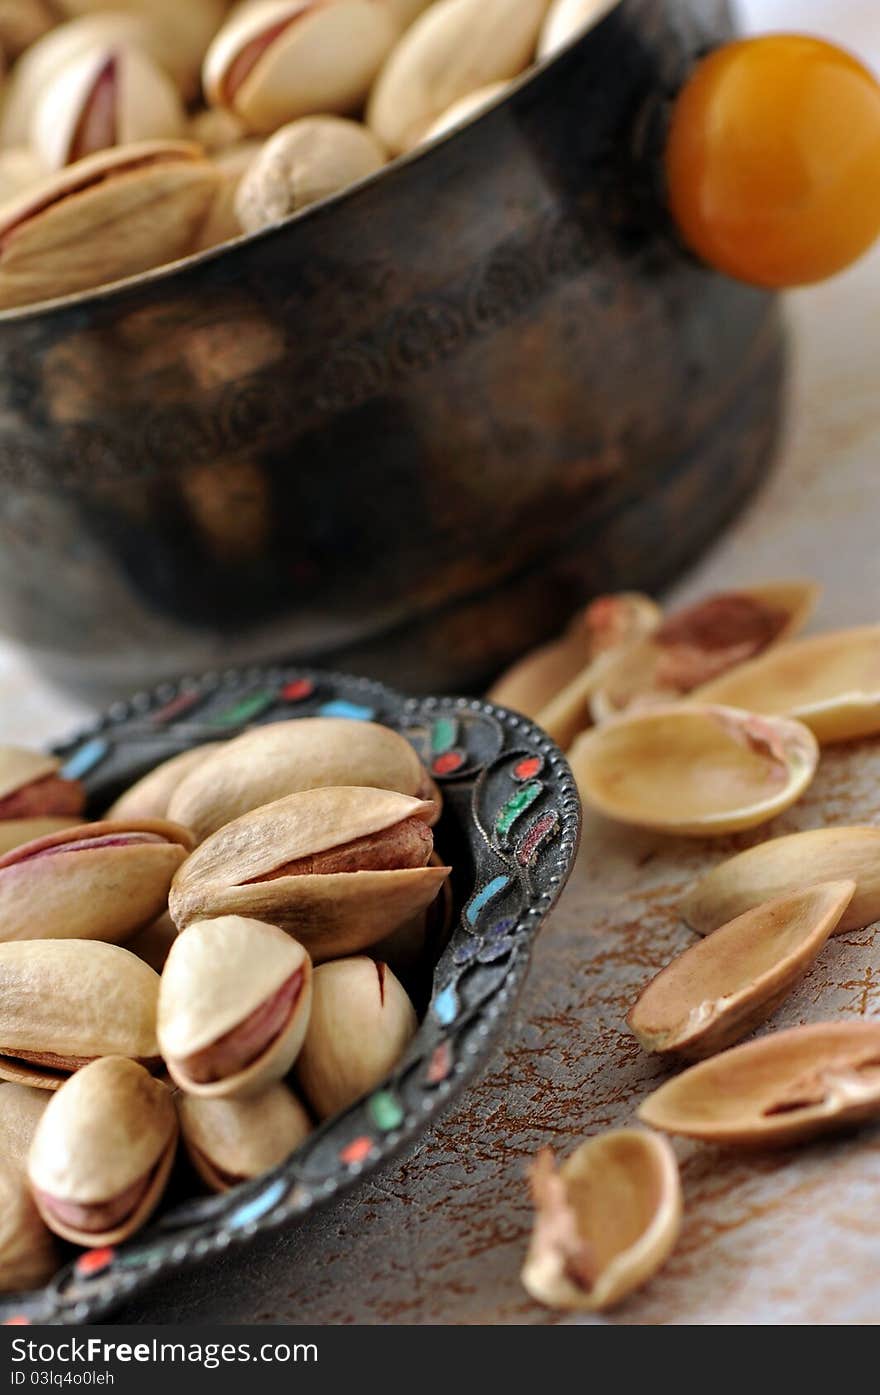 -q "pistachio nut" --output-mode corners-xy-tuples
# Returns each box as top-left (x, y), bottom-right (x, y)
(167, 717), (437, 842)
(368, 0), (550, 155)
(0, 1083), (49, 1171)
(31, 42), (187, 170)
(106, 743), (223, 822)
(521, 1131), (681, 1312)
(638, 1020), (880, 1148)
(189, 106), (248, 154)
(421, 82), (510, 143)
(0, 140), (221, 311)
(628, 882), (856, 1061)
(28, 1056), (177, 1247)
(0, 1161), (56, 1294)
(235, 116), (386, 232)
(179, 1083), (312, 1193)
(695, 624), (880, 744)
(0, 0), (56, 60)
(0, 817), (193, 946)
(0, 747), (84, 823)
(0, 939), (161, 1089)
(159, 916), (313, 1099)
(169, 786), (450, 961)
(52, 0), (230, 98)
(570, 703), (818, 837)
(0, 148), (47, 205)
(683, 826), (880, 936)
(536, 0), (617, 59)
(204, 0), (398, 134)
(294, 956), (417, 1118)
(126, 911), (178, 975)
(591, 581), (819, 723)
(196, 138), (263, 249)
